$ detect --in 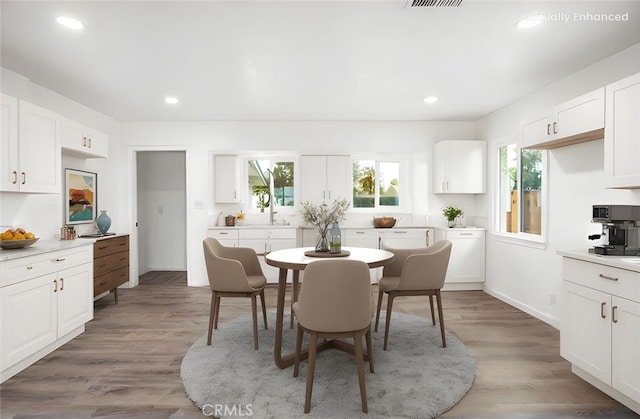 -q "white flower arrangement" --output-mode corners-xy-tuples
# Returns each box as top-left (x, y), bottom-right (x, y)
(300, 198), (350, 240)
